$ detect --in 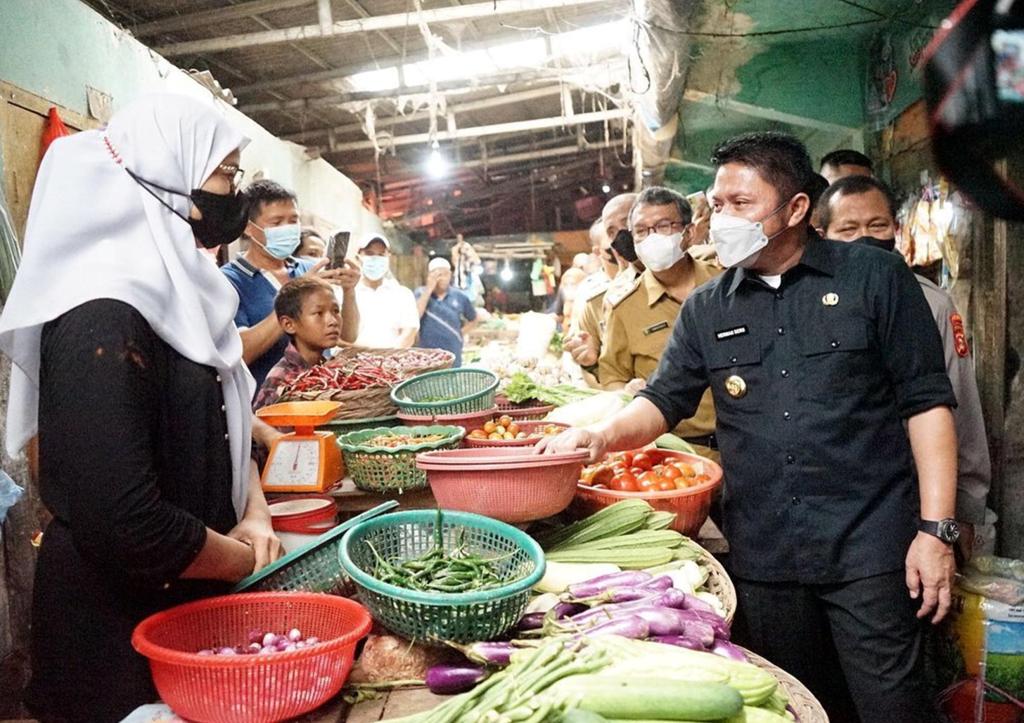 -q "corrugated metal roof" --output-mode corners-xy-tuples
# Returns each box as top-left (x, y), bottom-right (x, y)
(83, 0), (635, 235)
